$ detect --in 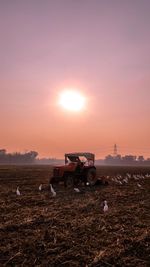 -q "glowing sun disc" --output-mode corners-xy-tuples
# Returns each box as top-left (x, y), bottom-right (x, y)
(59, 90), (85, 111)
